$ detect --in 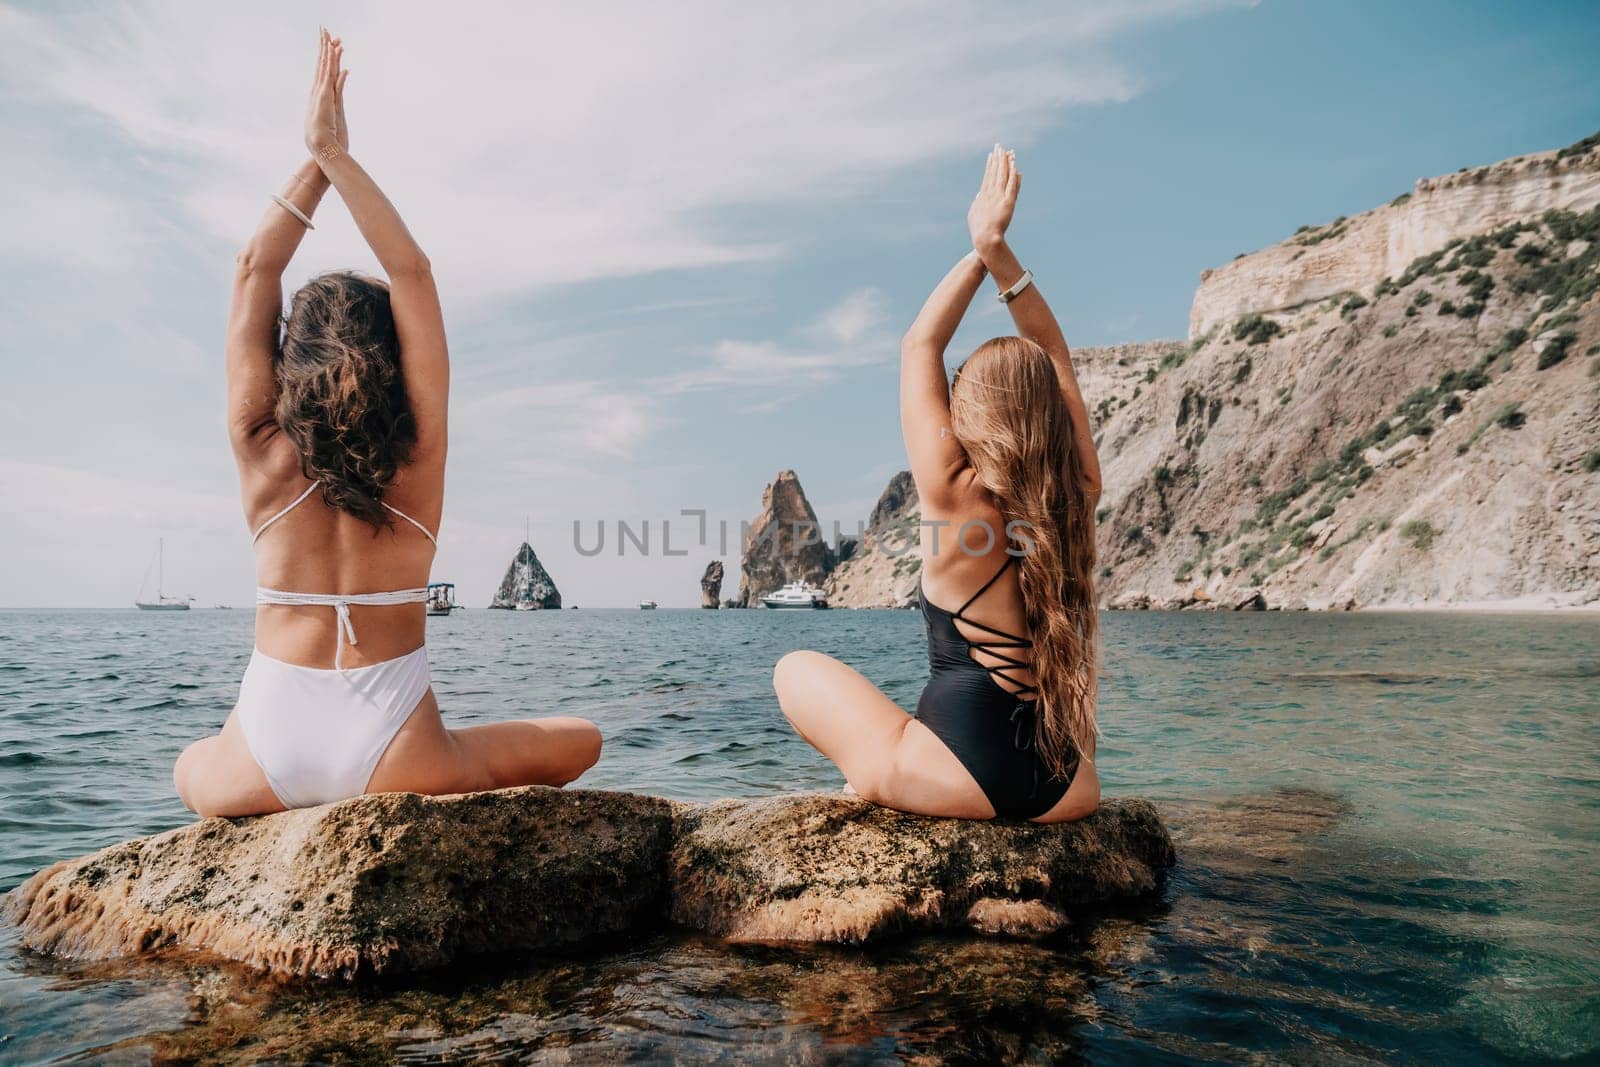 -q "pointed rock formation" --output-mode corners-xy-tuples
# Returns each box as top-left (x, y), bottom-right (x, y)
(826, 470), (923, 609)
(737, 470), (836, 606)
(700, 560), (724, 608)
(489, 542), (561, 609)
